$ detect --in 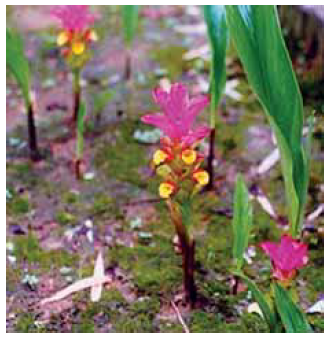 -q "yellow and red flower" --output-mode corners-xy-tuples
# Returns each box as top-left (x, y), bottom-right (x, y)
(159, 182), (176, 199)
(51, 6), (98, 59)
(192, 170), (210, 186)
